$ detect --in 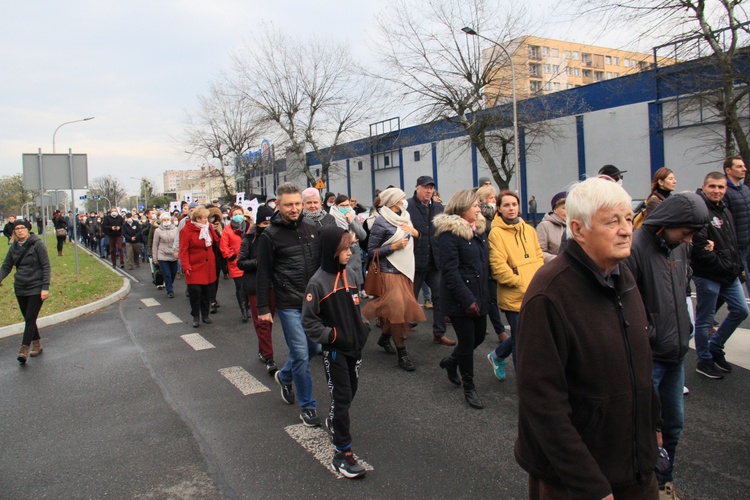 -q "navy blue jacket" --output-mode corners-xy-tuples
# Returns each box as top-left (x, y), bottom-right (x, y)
(406, 195), (444, 273)
(434, 214), (490, 317)
(722, 175), (750, 249)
